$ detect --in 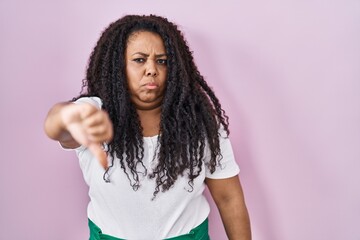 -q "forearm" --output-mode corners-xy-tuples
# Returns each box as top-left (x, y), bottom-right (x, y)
(44, 102), (78, 147)
(217, 197), (251, 240)
(206, 176), (251, 240)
